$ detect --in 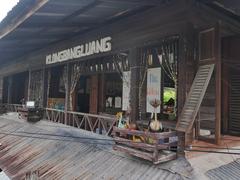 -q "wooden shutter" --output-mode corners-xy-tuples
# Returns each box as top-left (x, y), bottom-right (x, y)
(229, 67), (240, 134)
(176, 64), (215, 132)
